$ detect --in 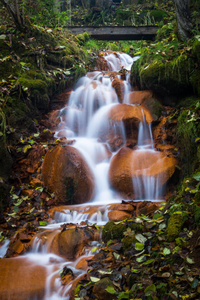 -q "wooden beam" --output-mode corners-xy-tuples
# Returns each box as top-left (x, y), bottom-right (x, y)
(67, 26), (158, 40)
